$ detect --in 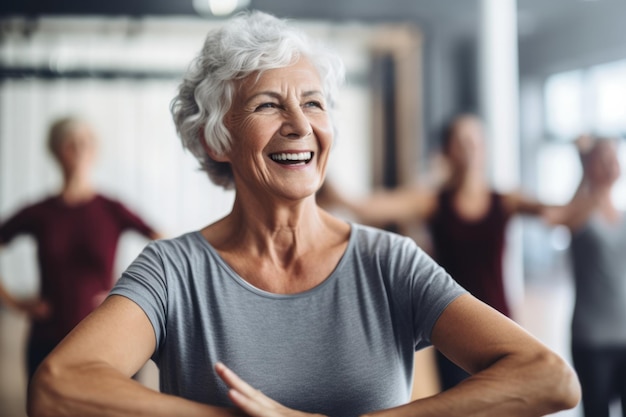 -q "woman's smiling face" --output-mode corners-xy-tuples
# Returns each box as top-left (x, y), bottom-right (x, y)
(218, 57), (334, 201)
